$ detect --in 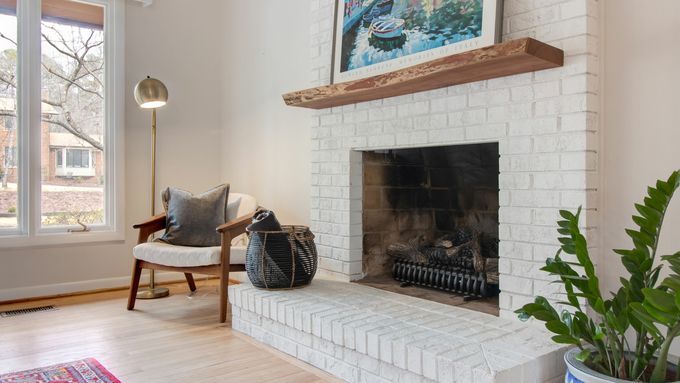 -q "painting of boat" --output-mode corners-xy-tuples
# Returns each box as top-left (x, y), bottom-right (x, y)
(333, 0), (502, 83)
(369, 16), (405, 39)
